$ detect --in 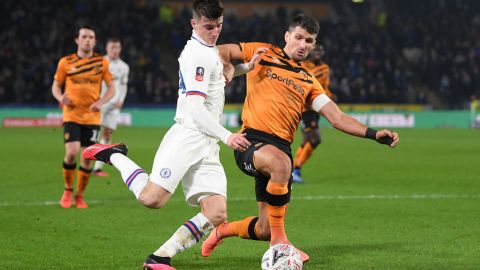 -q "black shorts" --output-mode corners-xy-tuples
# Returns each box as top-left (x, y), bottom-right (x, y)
(234, 128), (293, 202)
(300, 110), (320, 131)
(63, 122), (100, 147)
